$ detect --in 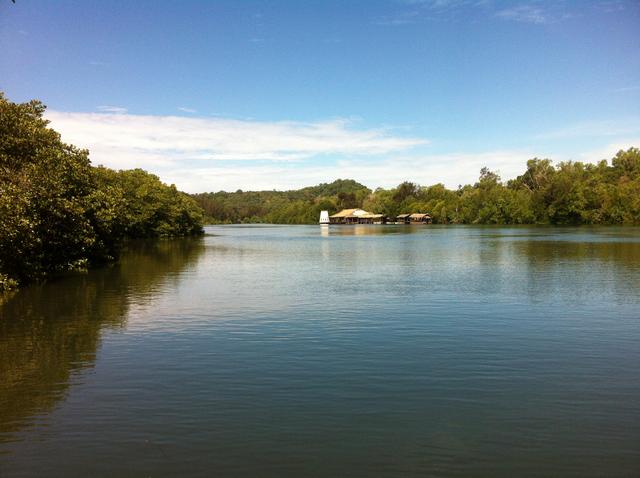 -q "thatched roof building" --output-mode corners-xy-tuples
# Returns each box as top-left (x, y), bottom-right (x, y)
(329, 209), (386, 224)
(409, 213), (432, 224)
(395, 213), (432, 224)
